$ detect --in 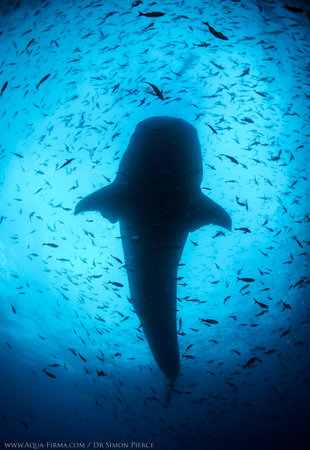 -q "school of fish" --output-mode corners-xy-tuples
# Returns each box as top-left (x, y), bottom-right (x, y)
(0, 0), (309, 449)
